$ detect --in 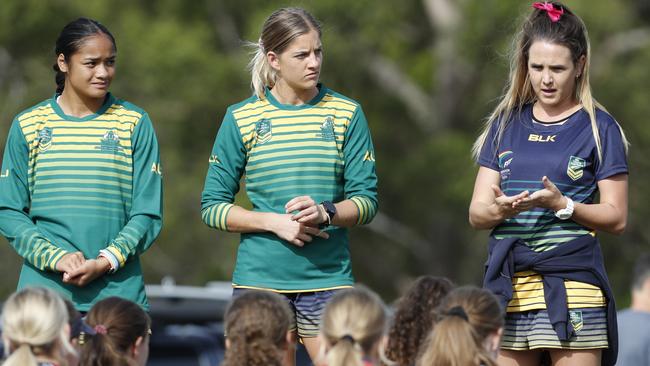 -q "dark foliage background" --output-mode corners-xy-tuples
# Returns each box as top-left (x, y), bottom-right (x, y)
(1, 0), (648, 304)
